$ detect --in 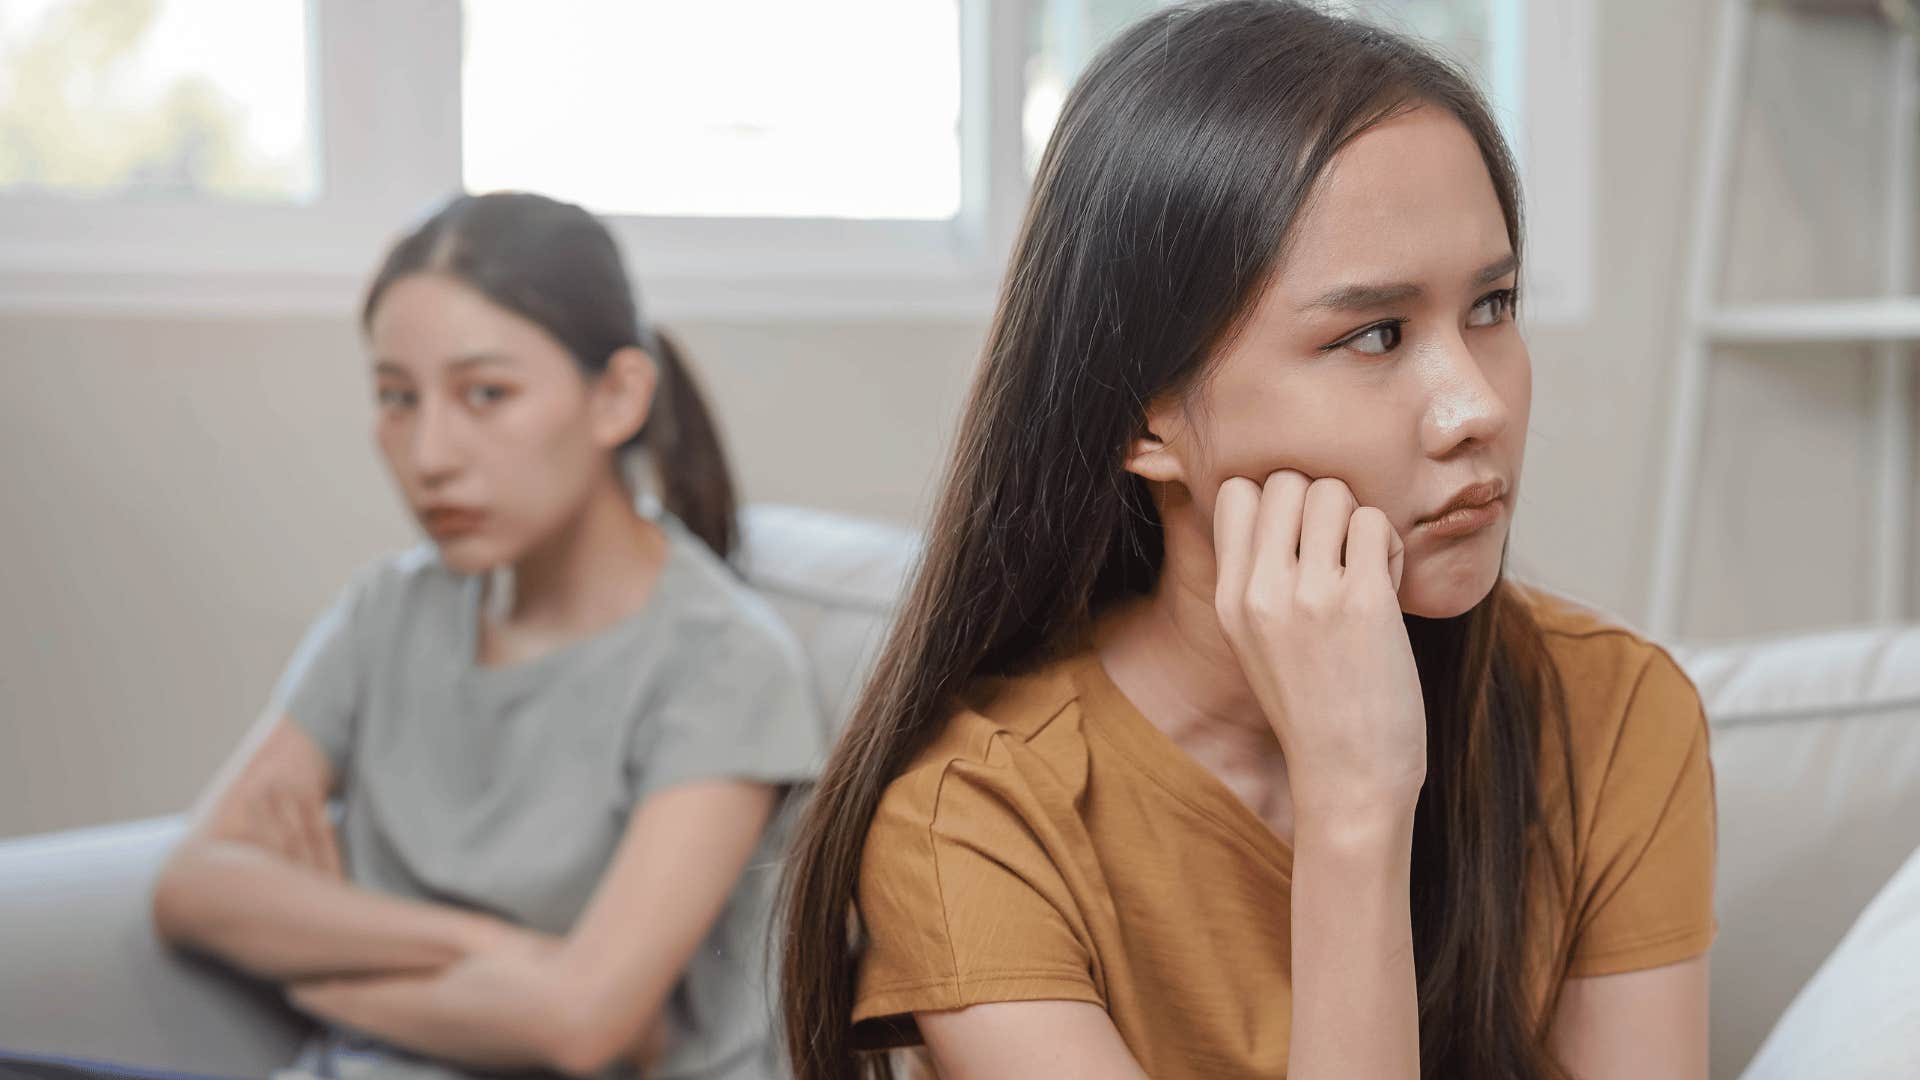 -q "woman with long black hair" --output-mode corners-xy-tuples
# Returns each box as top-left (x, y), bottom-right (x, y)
(780, 3), (1714, 1078)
